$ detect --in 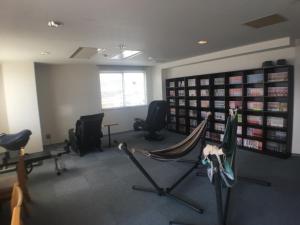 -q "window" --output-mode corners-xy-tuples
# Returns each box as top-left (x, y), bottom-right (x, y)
(100, 72), (147, 109)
